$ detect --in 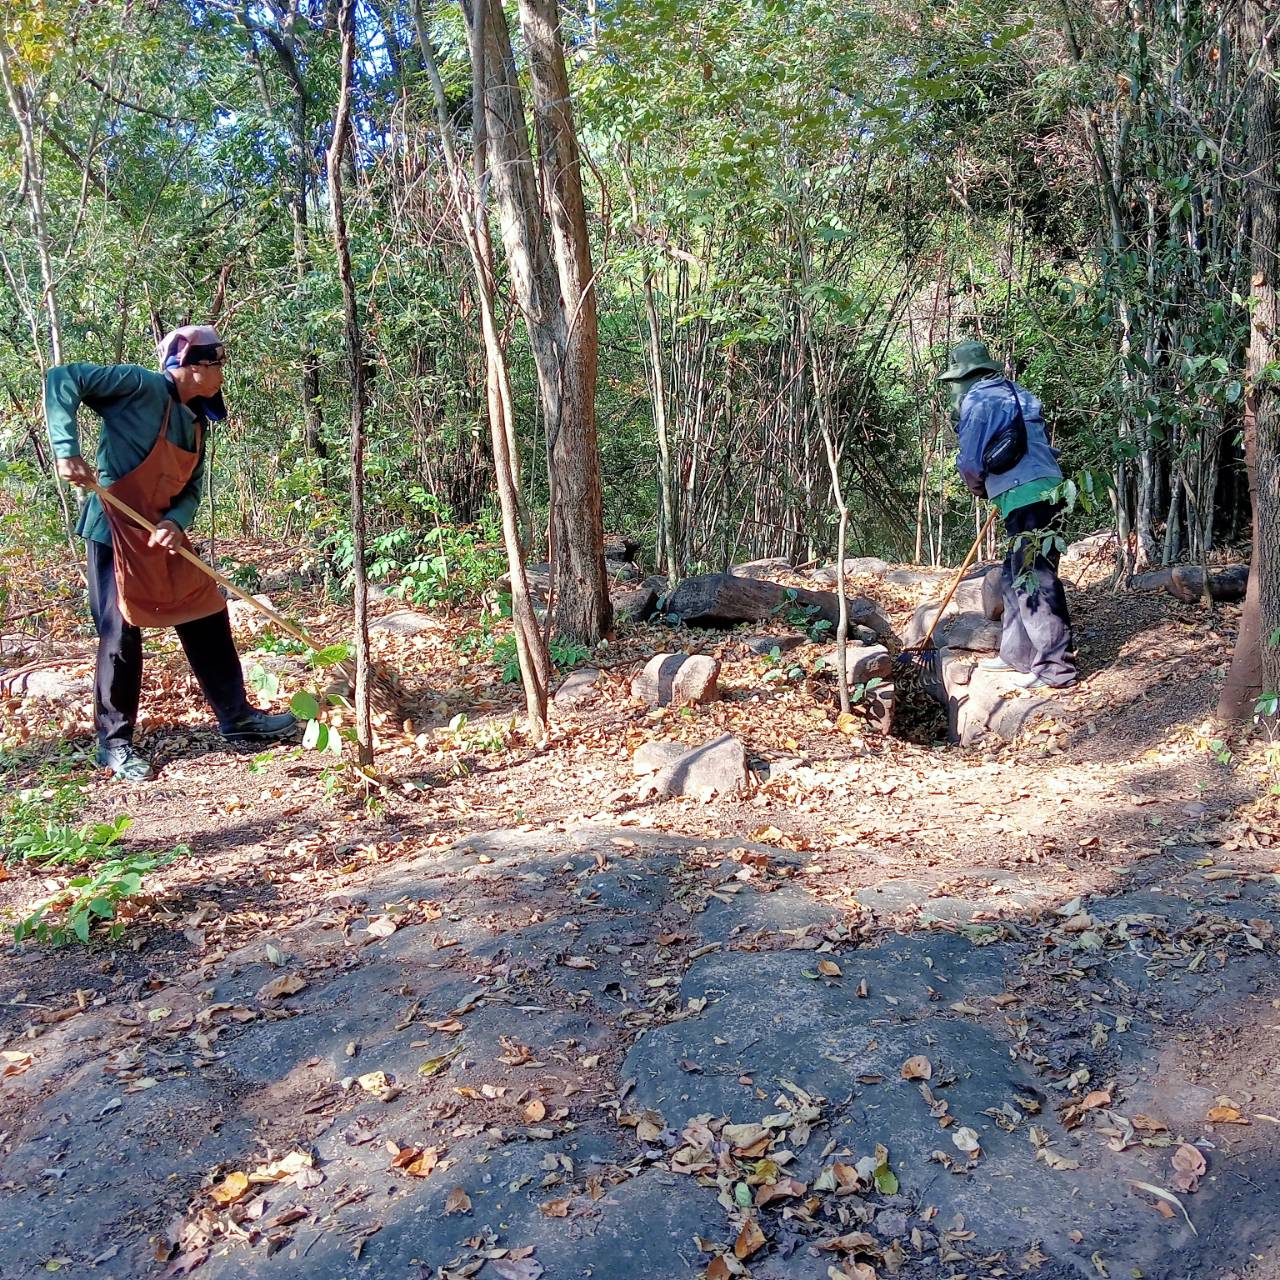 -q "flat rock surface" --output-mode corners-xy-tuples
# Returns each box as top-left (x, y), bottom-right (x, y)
(3, 821), (1277, 1280)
